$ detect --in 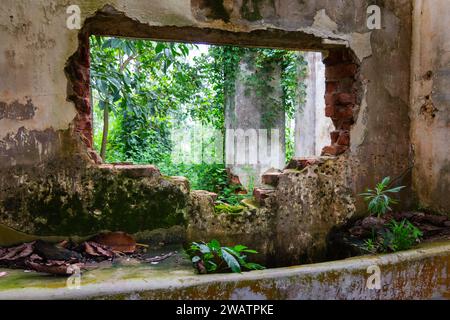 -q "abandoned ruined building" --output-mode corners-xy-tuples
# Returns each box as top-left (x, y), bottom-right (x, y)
(0, 0), (448, 271)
